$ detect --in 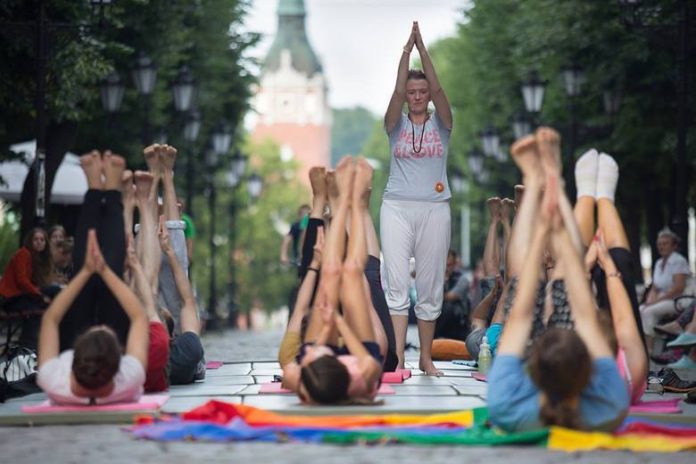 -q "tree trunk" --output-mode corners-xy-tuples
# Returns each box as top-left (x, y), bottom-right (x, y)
(19, 120), (78, 241)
